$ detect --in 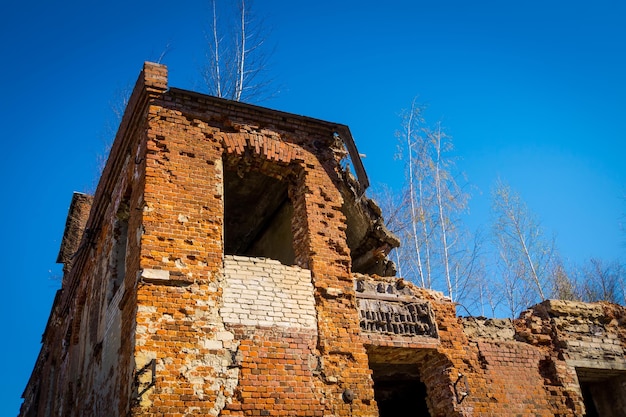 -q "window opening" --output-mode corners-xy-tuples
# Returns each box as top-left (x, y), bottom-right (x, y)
(223, 167), (295, 265)
(108, 198), (129, 305)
